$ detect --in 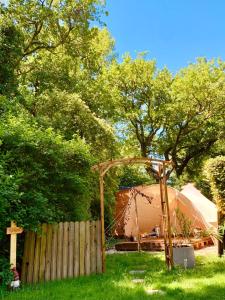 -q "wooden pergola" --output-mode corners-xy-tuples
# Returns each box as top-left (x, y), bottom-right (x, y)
(92, 157), (174, 272)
